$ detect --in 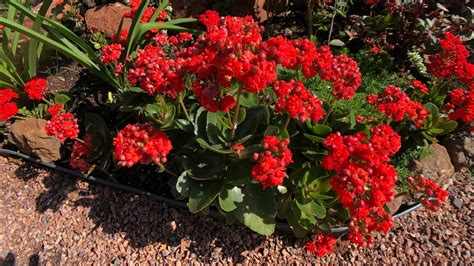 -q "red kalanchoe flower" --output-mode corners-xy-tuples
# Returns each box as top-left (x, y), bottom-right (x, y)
(128, 44), (186, 97)
(407, 175), (448, 211)
(412, 80), (428, 94)
(45, 112), (79, 142)
(231, 143), (244, 151)
(198, 10), (220, 28)
(24, 77), (47, 100)
(322, 125), (401, 246)
(47, 103), (64, 117)
(0, 88), (19, 121)
(370, 45), (381, 54)
(428, 32), (474, 85)
(329, 55), (362, 100)
(273, 80), (325, 122)
(251, 136), (292, 188)
(113, 123), (173, 168)
(112, 29), (129, 45)
(367, 85), (429, 127)
(219, 95), (236, 112)
(70, 133), (93, 172)
(182, 11), (276, 110)
(443, 88), (474, 123)
(306, 233), (336, 257)
(100, 44), (123, 64)
(365, 0), (380, 5)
